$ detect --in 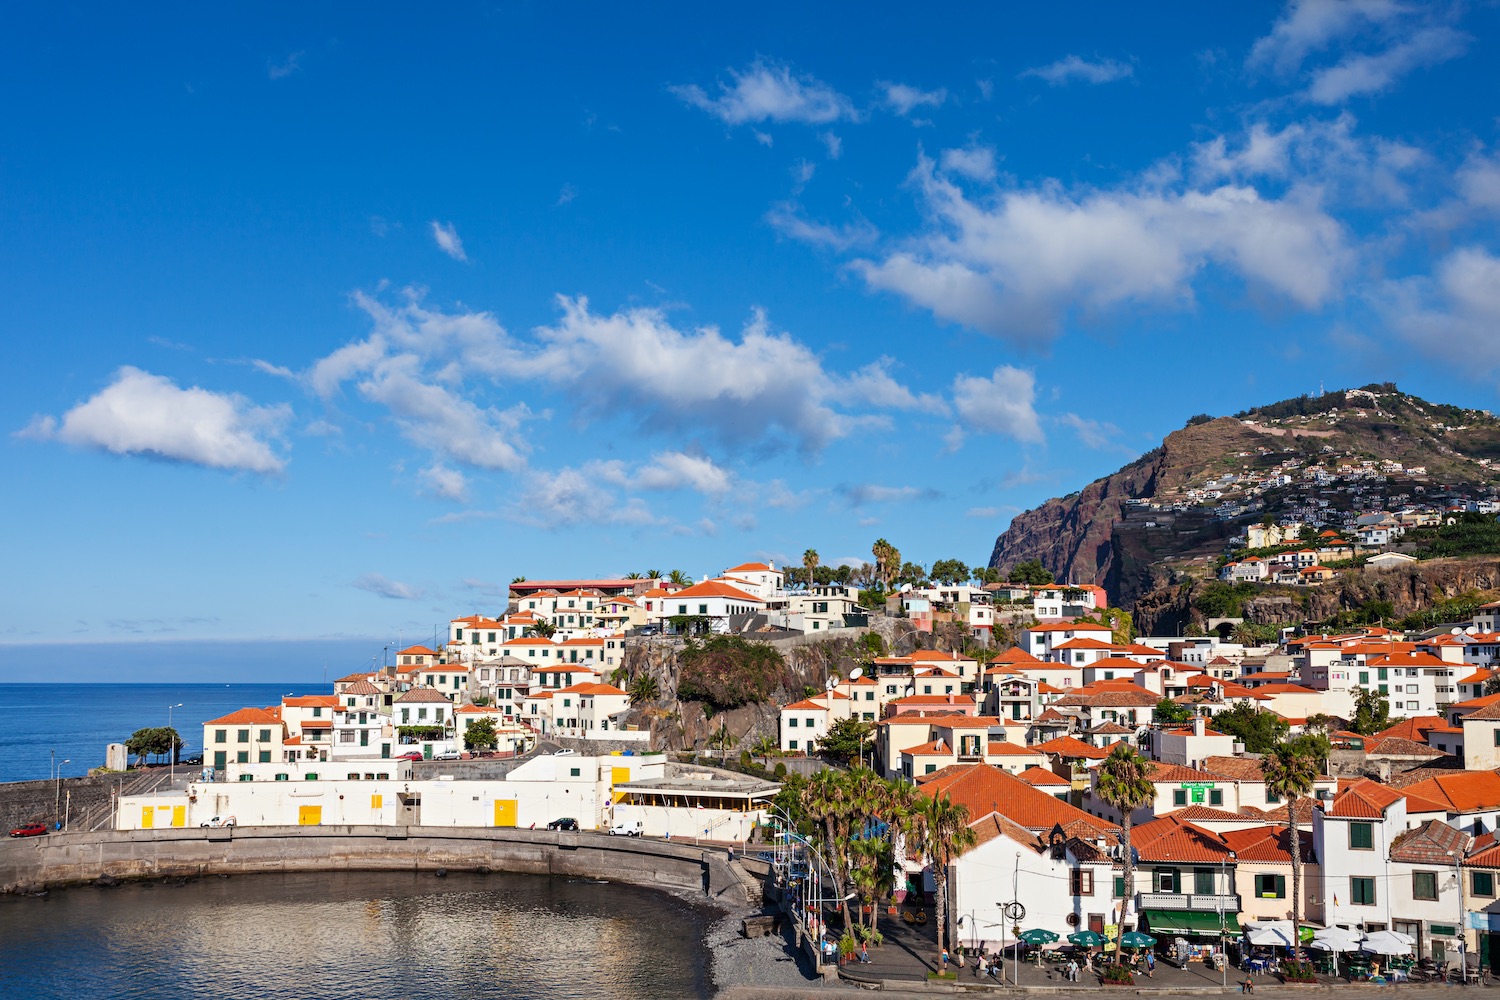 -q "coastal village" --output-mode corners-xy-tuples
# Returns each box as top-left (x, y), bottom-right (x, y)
(92, 550), (1500, 986)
